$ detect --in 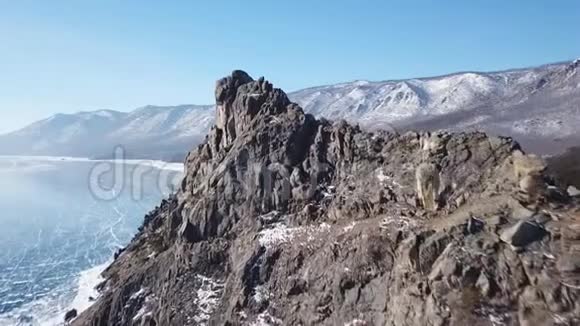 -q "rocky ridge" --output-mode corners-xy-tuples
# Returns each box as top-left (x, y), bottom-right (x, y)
(73, 71), (580, 326)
